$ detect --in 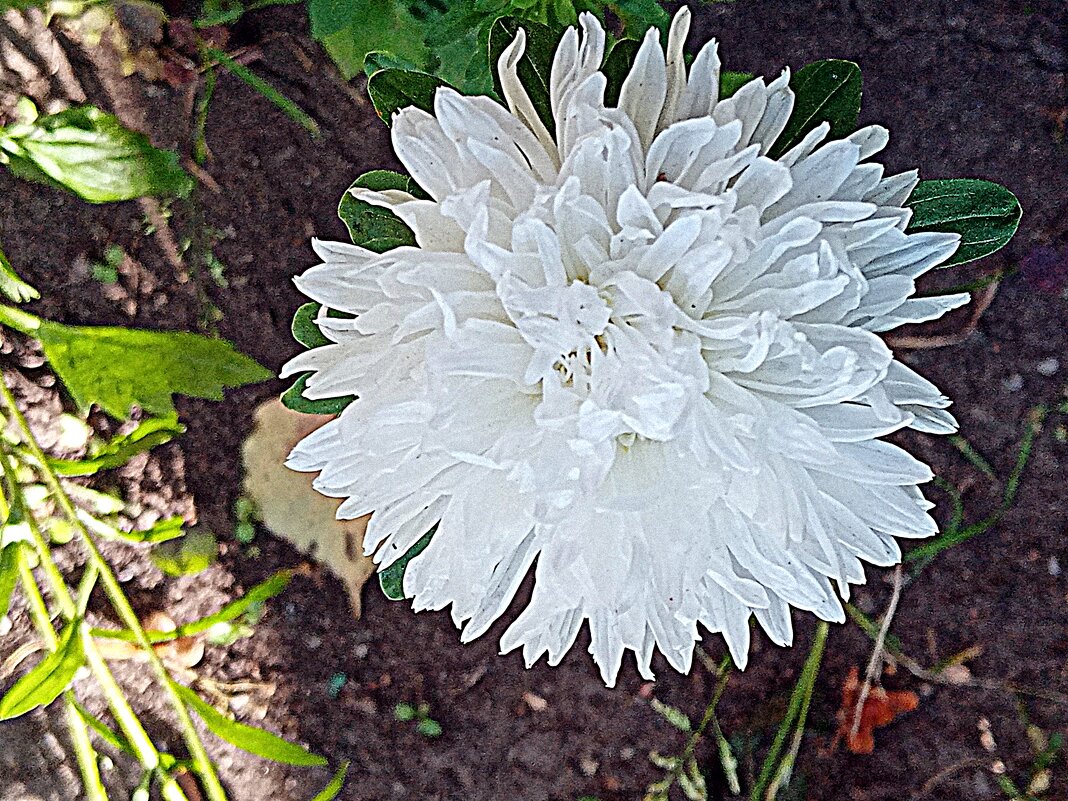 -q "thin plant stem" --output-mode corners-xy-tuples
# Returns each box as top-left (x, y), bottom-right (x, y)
(0, 383), (192, 801)
(751, 621), (830, 801)
(17, 551), (108, 801)
(849, 565), (903, 741)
